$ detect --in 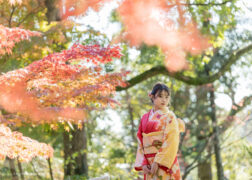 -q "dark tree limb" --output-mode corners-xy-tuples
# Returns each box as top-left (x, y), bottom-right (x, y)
(229, 95), (252, 116)
(116, 44), (252, 91)
(8, 6), (16, 28)
(182, 0), (234, 7)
